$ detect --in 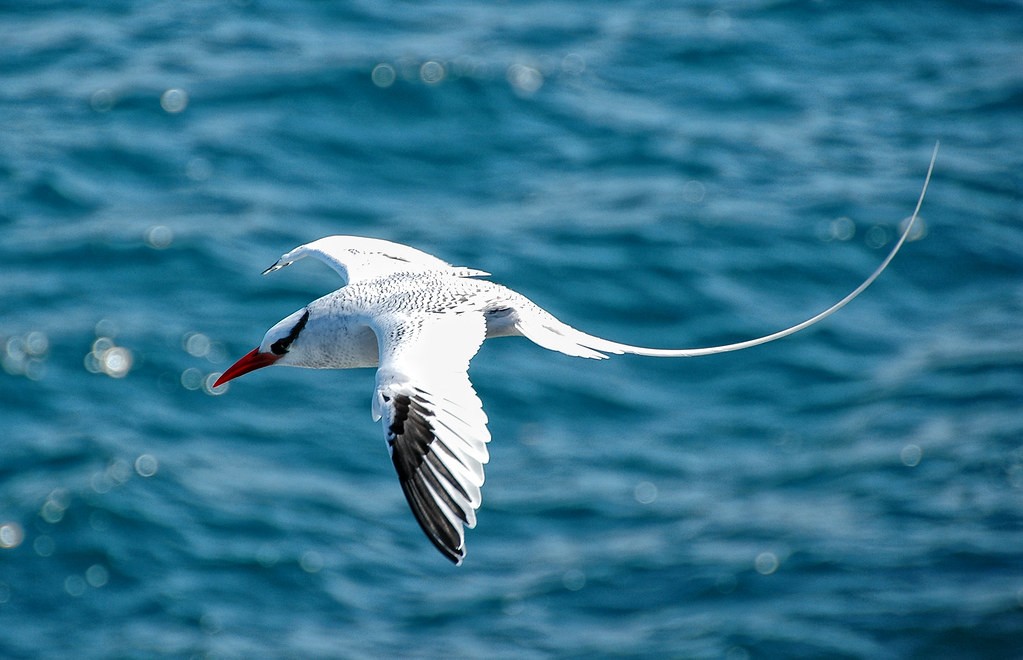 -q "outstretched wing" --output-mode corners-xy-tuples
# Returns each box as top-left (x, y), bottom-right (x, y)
(261, 235), (489, 285)
(369, 310), (491, 564)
